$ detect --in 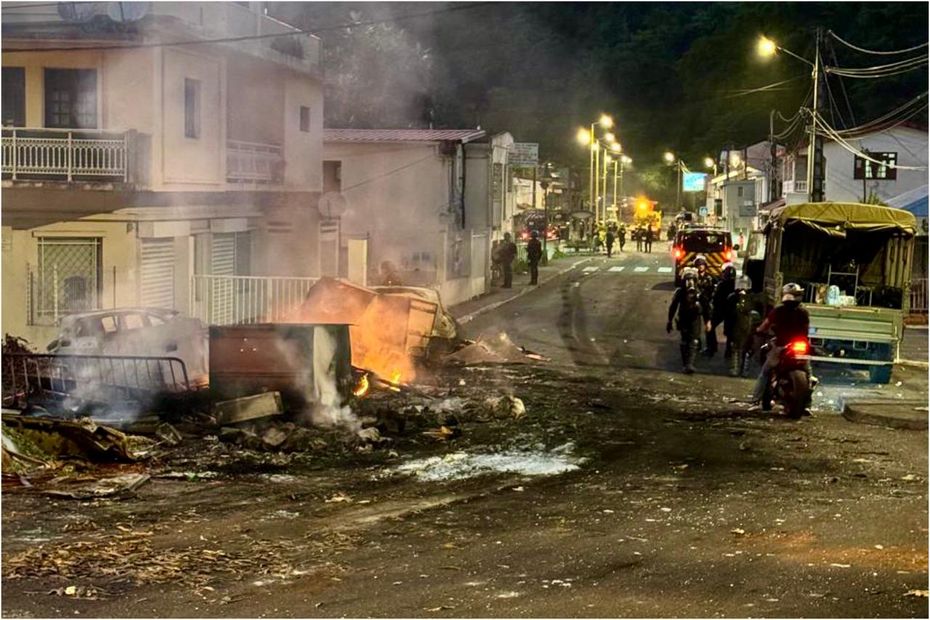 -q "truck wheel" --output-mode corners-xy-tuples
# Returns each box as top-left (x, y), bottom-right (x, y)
(869, 365), (893, 384)
(784, 370), (808, 419)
